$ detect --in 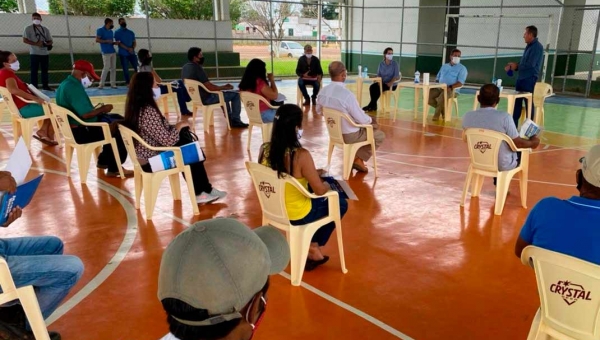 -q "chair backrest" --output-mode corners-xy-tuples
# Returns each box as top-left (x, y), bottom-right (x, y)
(521, 246), (600, 340)
(48, 103), (77, 143)
(183, 79), (204, 106)
(0, 86), (22, 119)
(240, 92), (270, 125)
(118, 125), (144, 170)
(533, 82), (553, 107)
(322, 107), (350, 145)
(464, 128), (517, 173)
(246, 161), (296, 227)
